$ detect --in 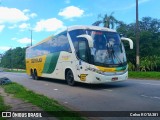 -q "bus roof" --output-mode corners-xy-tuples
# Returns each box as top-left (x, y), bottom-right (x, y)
(67, 25), (116, 32)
